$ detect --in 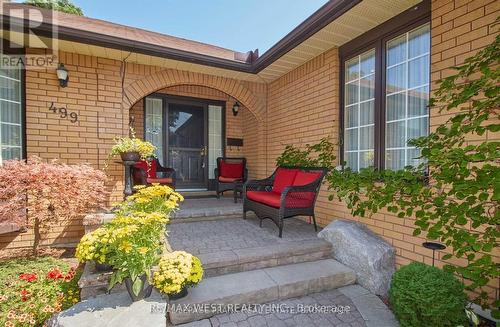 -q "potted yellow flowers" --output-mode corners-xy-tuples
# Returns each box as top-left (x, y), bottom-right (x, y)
(152, 251), (204, 300)
(75, 184), (184, 302)
(109, 129), (156, 162)
(75, 226), (114, 272)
